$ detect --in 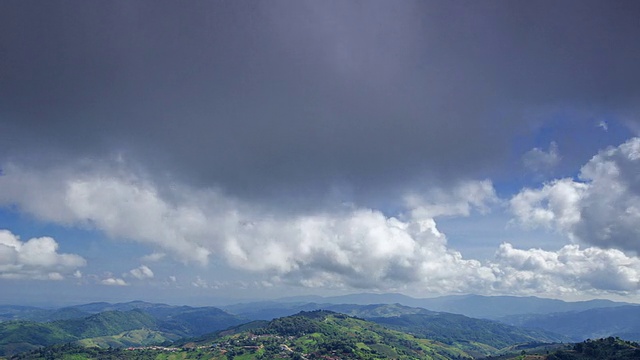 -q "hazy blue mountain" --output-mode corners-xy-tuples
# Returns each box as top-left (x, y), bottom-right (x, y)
(223, 301), (434, 320)
(4, 294), (631, 322)
(278, 293), (632, 319)
(417, 295), (630, 319)
(499, 305), (640, 341)
(0, 305), (52, 322)
(40, 307), (89, 321)
(66, 302), (114, 313)
(325, 303), (433, 318)
(222, 301), (328, 320)
(279, 292), (417, 305)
